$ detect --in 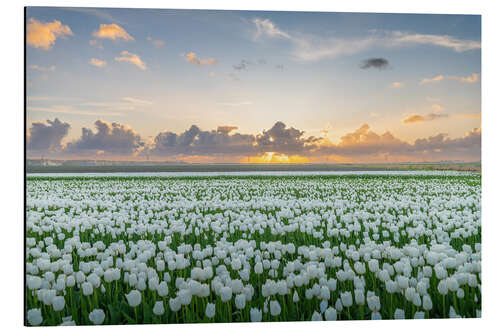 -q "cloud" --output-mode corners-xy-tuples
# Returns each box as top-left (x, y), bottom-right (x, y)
(455, 73), (480, 83)
(391, 31), (481, 52)
(253, 18), (291, 40)
(89, 39), (103, 49)
(149, 125), (256, 156)
(403, 113), (448, 124)
(27, 118), (70, 151)
(92, 24), (134, 41)
(252, 18), (480, 62)
(233, 60), (253, 71)
(431, 104), (445, 112)
(459, 113), (481, 119)
(412, 128), (481, 158)
(29, 119), (481, 162)
(360, 58), (389, 70)
(122, 97), (152, 105)
(317, 124), (480, 161)
(420, 73), (479, 84)
(217, 126), (238, 135)
(89, 58), (107, 68)
(420, 75), (445, 84)
(27, 105), (123, 117)
(275, 64), (285, 70)
(65, 120), (144, 155)
(146, 36), (165, 47)
(30, 65), (56, 72)
(26, 18), (72, 50)
(115, 51), (147, 70)
(391, 81), (404, 88)
(181, 52), (218, 66)
(255, 121), (320, 154)
(146, 121), (319, 157)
